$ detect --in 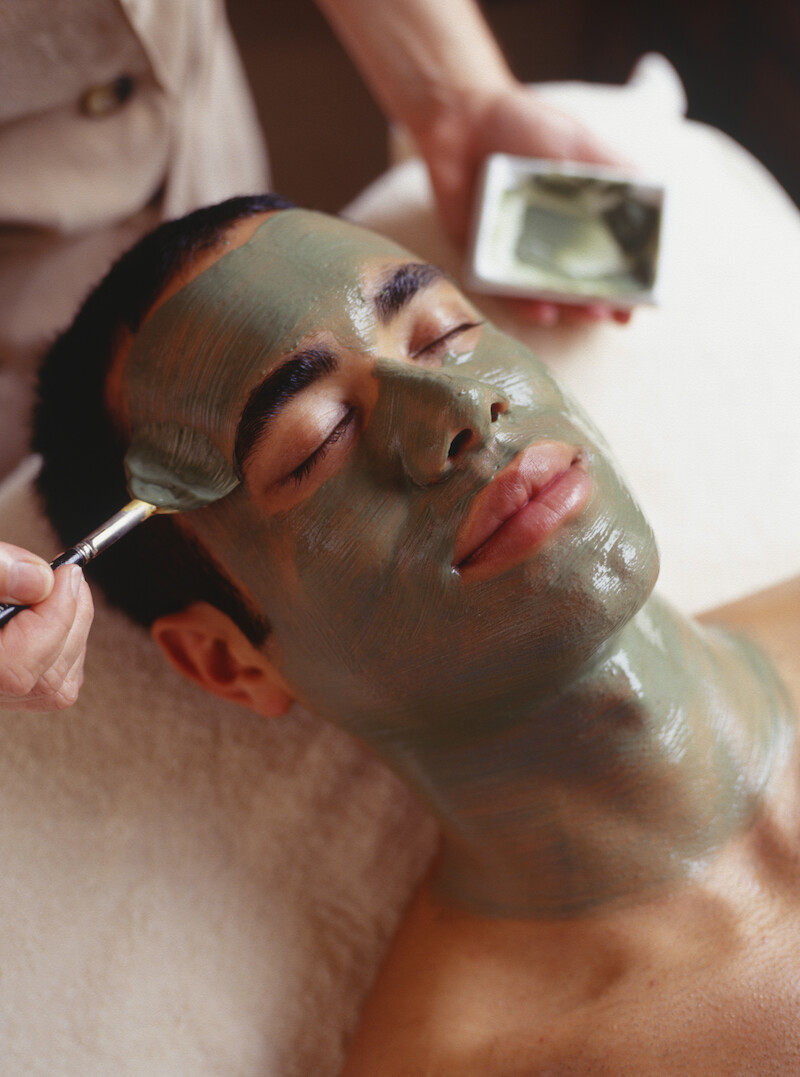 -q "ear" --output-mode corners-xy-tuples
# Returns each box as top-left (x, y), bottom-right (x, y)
(150, 602), (294, 717)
